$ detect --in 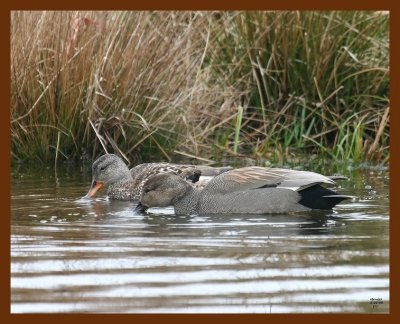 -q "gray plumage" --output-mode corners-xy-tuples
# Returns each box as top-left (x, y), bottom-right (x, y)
(139, 166), (352, 215)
